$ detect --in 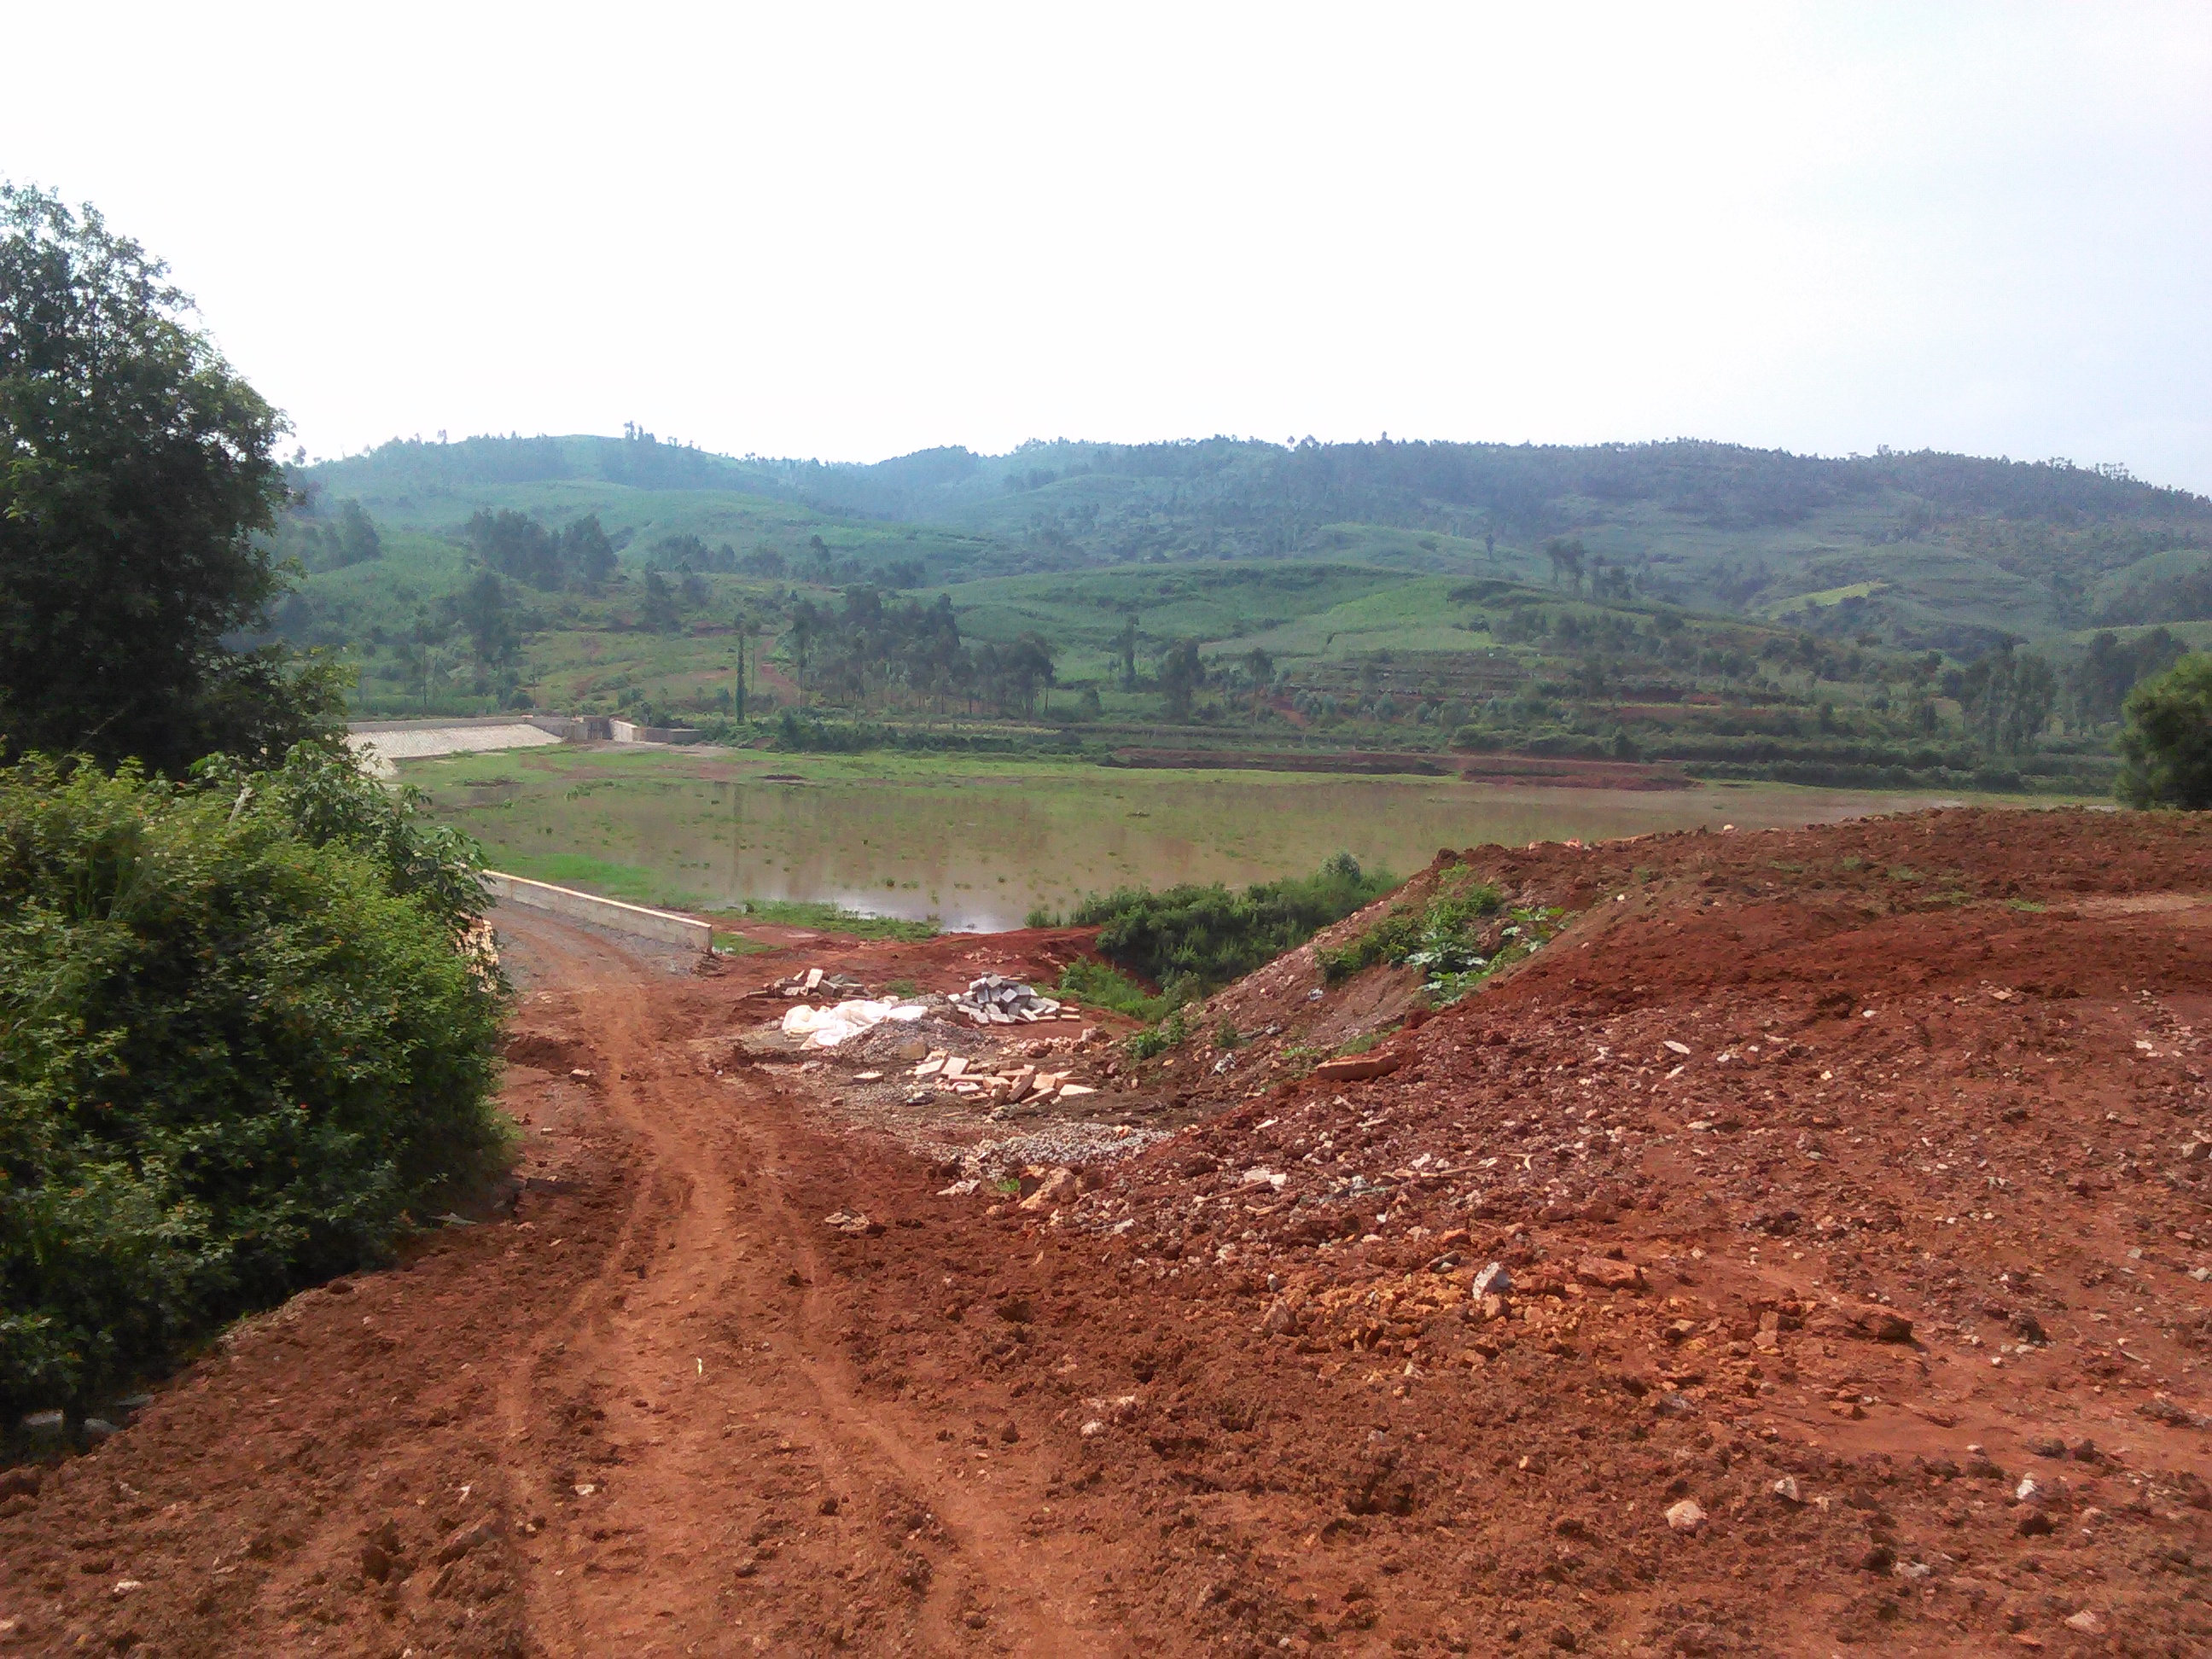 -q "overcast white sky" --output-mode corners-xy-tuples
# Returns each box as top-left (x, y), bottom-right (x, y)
(7, 3), (2209, 491)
